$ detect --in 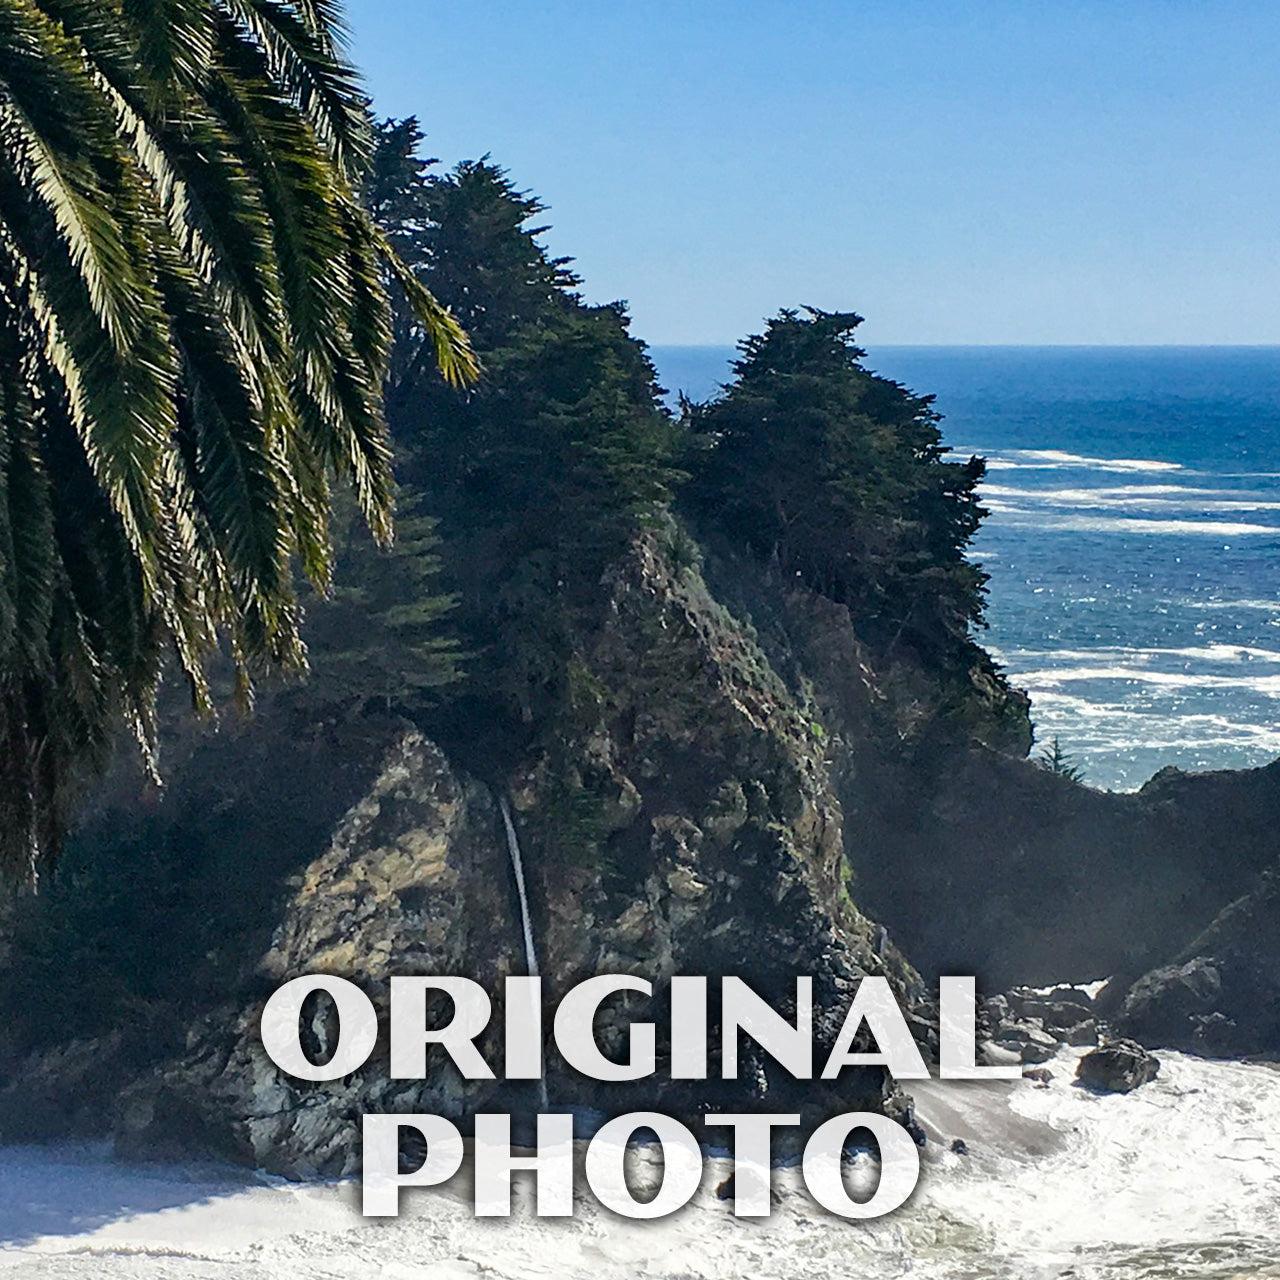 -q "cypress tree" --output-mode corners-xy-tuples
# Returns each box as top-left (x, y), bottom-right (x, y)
(685, 308), (990, 667)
